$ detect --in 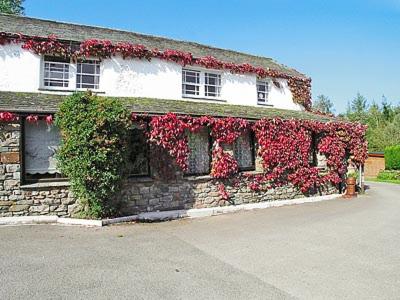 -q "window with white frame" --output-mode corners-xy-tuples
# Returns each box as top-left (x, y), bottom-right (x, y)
(182, 69), (222, 99)
(24, 119), (64, 181)
(182, 69), (200, 96)
(257, 80), (270, 104)
(77, 60), (100, 89)
(43, 56), (70, 88)
(204, 72), (221, 97)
